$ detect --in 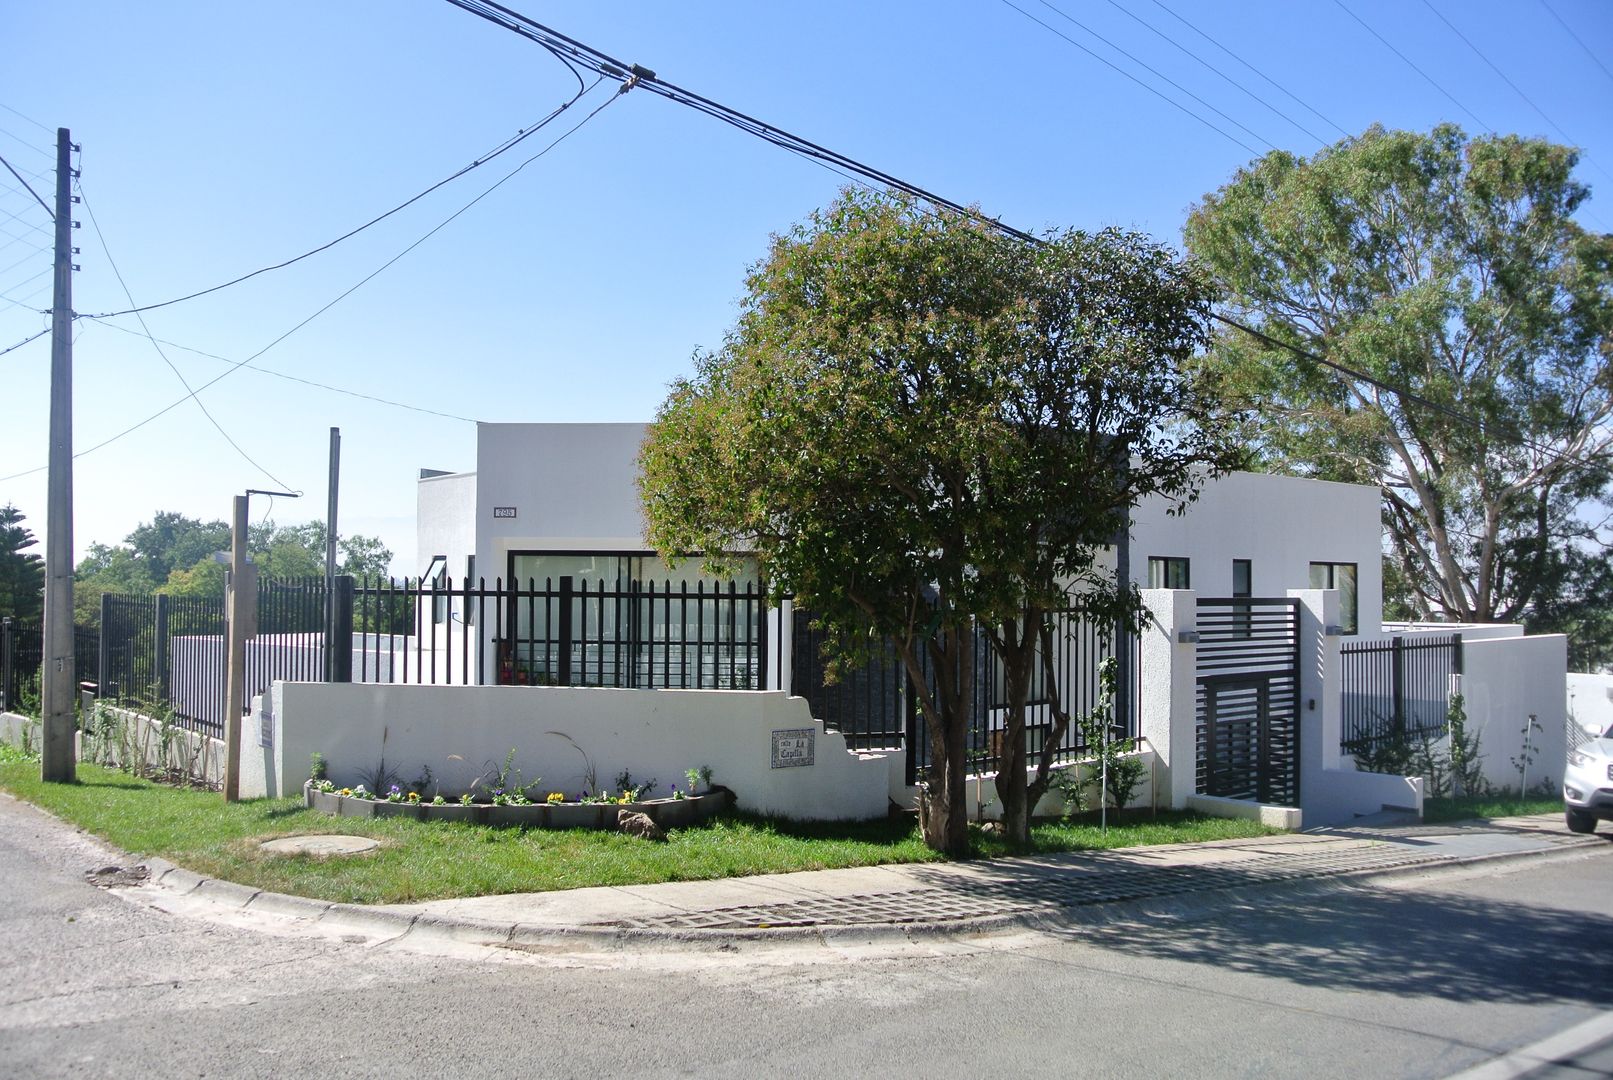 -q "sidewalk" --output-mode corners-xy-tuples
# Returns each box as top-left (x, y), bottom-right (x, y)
(140, 813), (1609, 949)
